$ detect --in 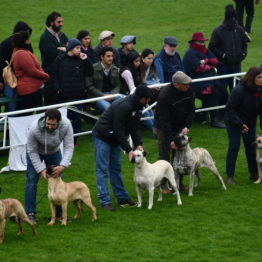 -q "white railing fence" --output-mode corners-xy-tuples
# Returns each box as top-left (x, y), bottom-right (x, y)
(0, 72), (245, 150)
